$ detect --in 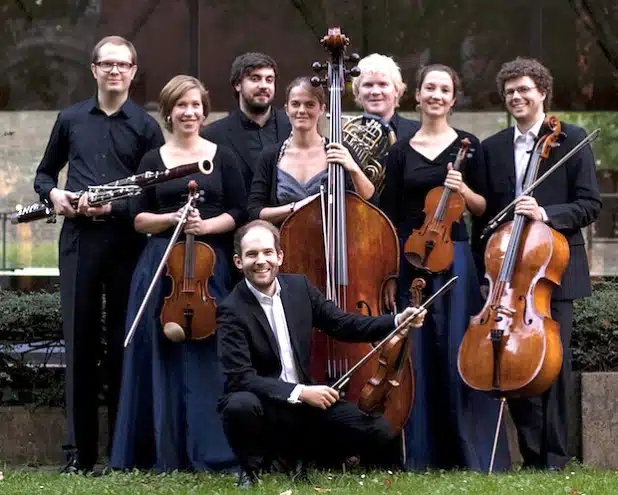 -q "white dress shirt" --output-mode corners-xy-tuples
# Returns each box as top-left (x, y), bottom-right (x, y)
(513, 114), (549, 222)
(245, 278), (304, 403)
